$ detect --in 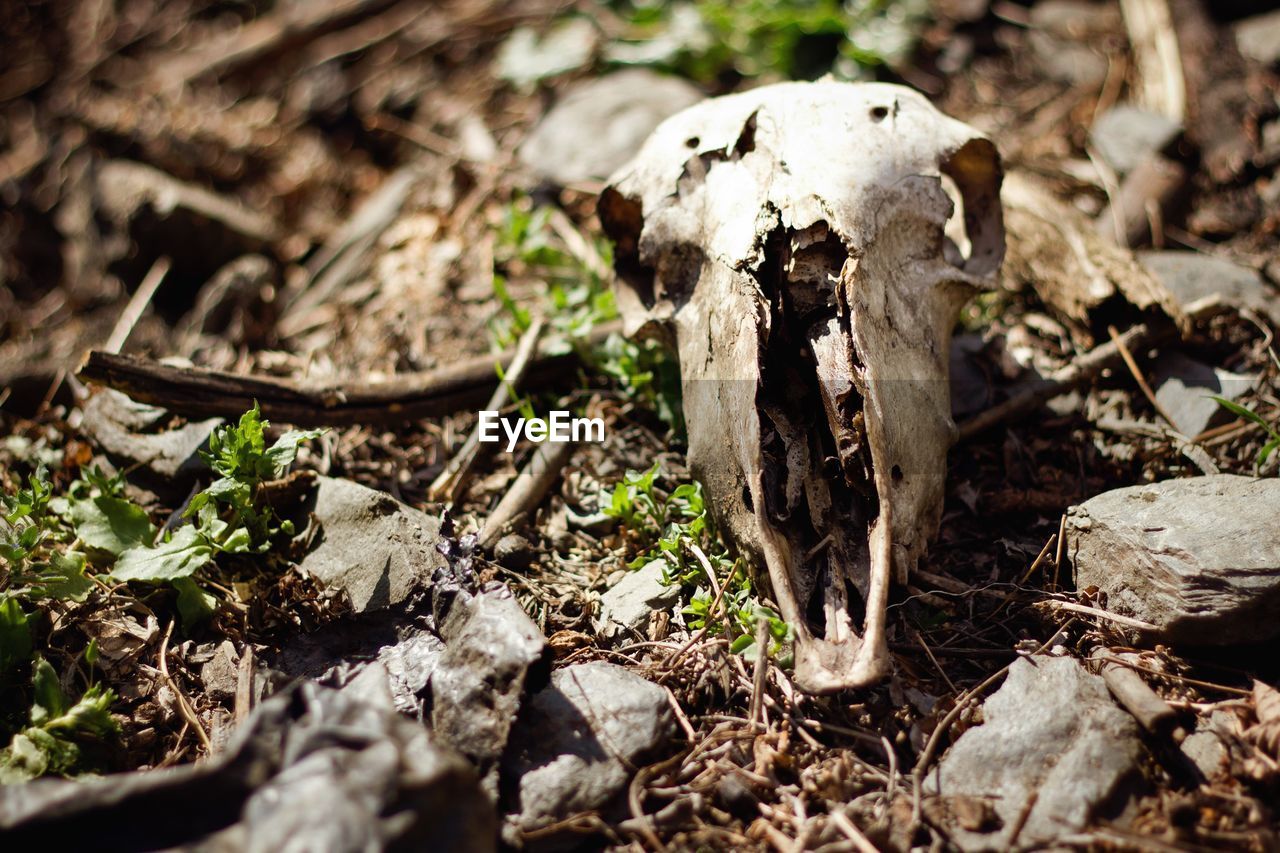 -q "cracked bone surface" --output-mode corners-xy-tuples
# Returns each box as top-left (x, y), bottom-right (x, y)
(600, 81), (1004, 693)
